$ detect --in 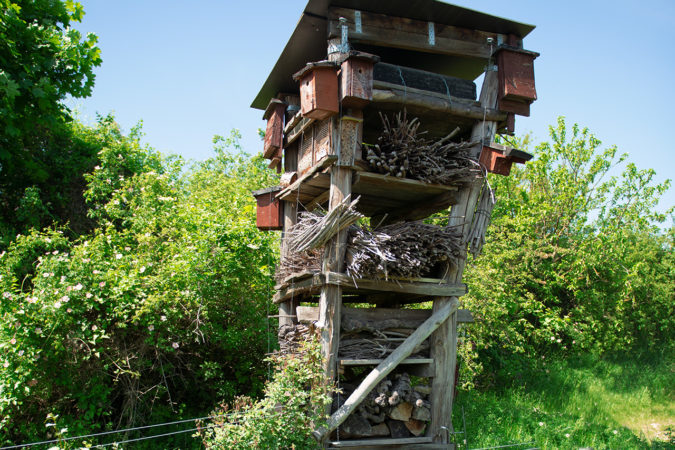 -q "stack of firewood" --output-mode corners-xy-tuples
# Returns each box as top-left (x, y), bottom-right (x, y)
(335, 373), (432, 439)
(345, 221), (463, 279)
(364, 111), (481, 184)
(276, 247), (322, 282)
